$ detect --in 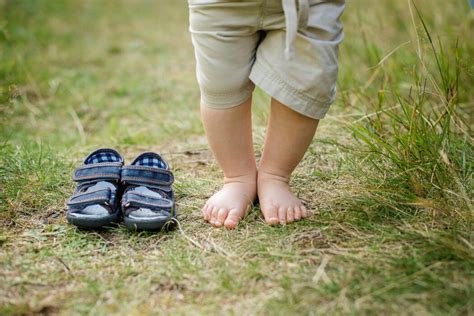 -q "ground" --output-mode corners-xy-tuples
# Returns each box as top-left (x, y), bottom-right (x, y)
(0, 0), (473, 315)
